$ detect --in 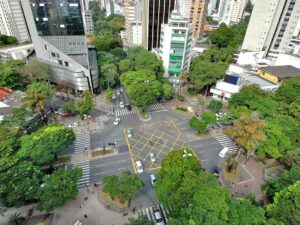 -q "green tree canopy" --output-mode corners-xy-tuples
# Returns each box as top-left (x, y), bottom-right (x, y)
(62, 101), (77, 115)
(189, 116), (207, 133)
(207, 99), (223, 113)
(76, 92), (95, 117)
(0, 162), (43, 207)
(18, 59), (49, 83)
(1, 105), (33, 128)
(18, 124), (75, 165)
(209, 25), (235, 48)
(125, 215), (153, 225)
(0, 60), (23, 89)
(0, 34), (18, 46)
(102, 171), (144, 202)
(100, 63), (119, 87)
(202, 112), (217, 124)
(280, 149), (300, 169)
(267, 181), (300, 225)
(119, 58), (132, 73)
(121, 70), (161, 111)
(162, 82), (174, 100)
(275, 77), (300, 104)
(37, 168), (82, 212)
